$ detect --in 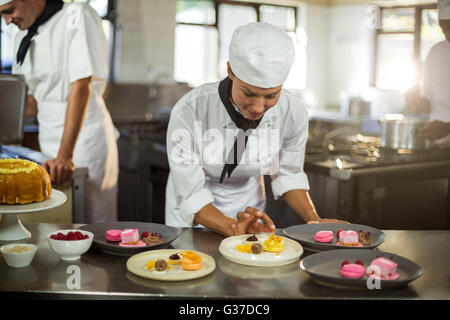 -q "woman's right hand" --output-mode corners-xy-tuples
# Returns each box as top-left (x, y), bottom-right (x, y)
(230, 206), (276, 235)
